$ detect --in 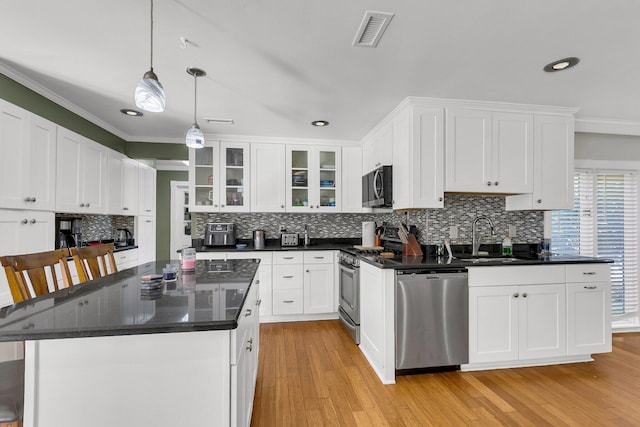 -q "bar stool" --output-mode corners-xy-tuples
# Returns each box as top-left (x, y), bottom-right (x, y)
(0, 249), (73, 304)
(0, 359), (24, 427)
(71, 243), (117, 283)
